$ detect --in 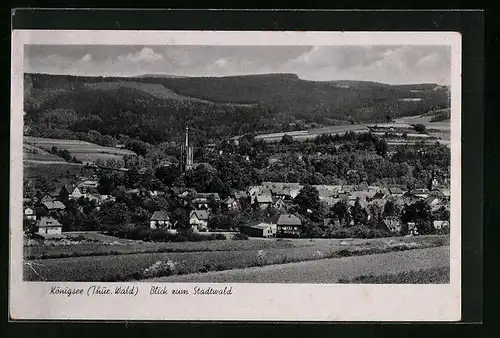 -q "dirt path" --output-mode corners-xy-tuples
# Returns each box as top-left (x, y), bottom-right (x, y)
(151, 246), (449, 283)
